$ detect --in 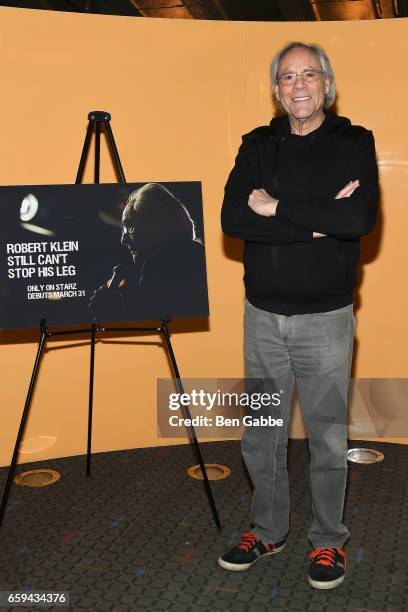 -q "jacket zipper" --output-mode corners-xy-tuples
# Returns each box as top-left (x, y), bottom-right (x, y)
(337, 242), (347, 282)
(273, 174), (278, 199)
(271, 140), (280, 297)
(259, 136), (283, 301)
